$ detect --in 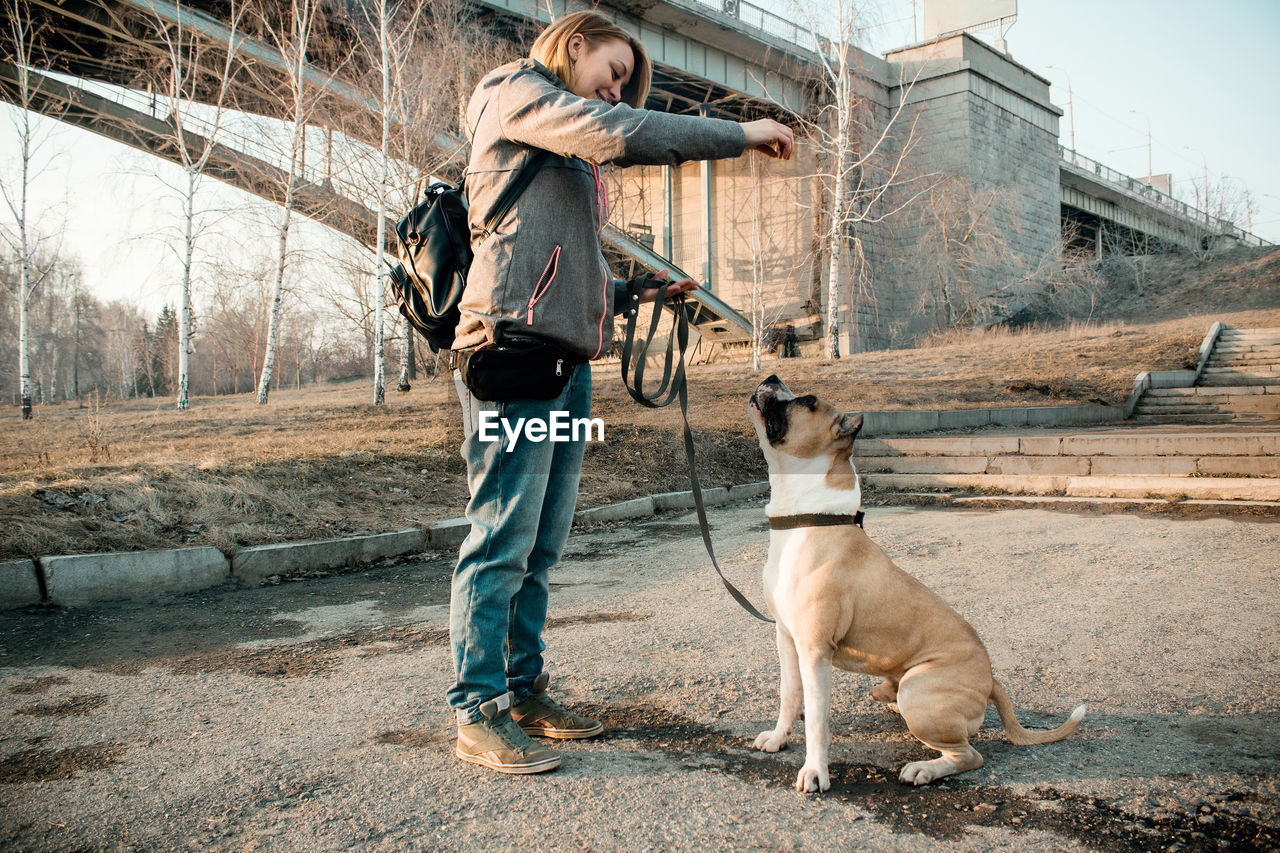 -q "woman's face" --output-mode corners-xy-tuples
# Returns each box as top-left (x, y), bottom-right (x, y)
(566, 35), (634, 106)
